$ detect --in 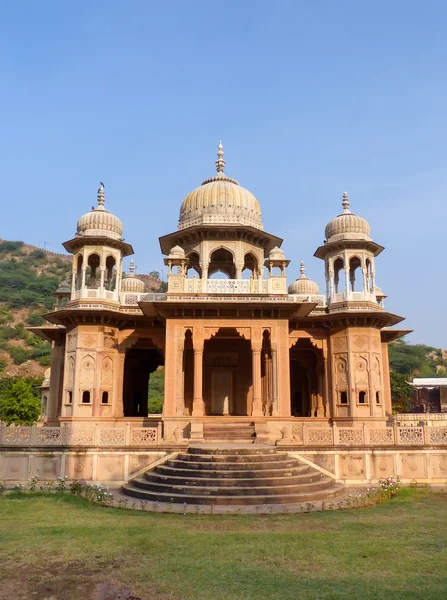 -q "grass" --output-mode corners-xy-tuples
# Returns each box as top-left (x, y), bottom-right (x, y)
(0, 488), (446, 600)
